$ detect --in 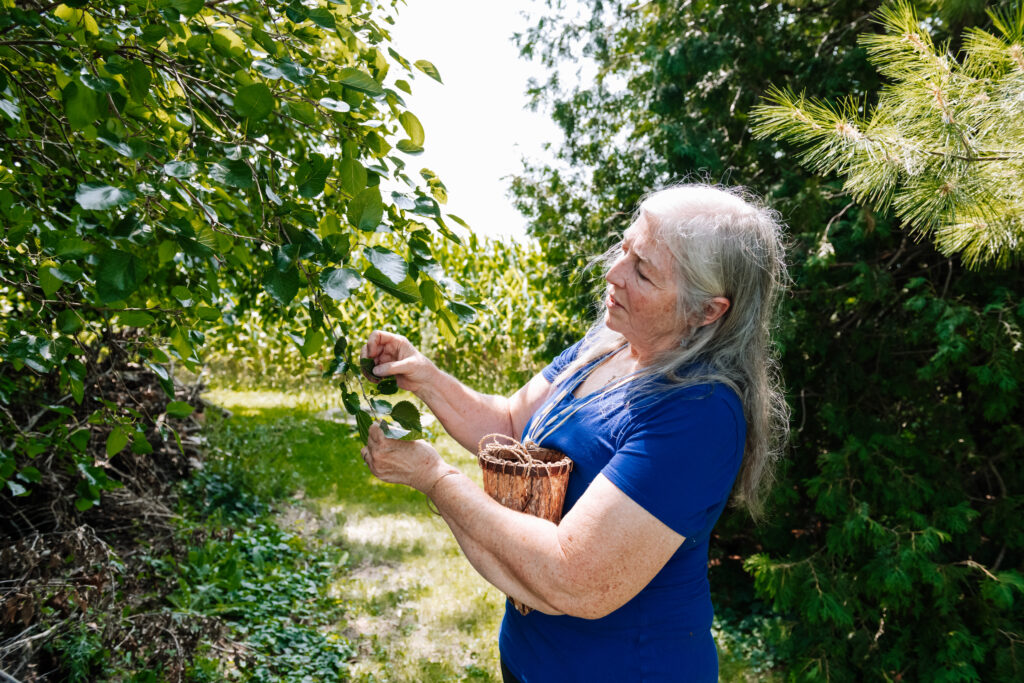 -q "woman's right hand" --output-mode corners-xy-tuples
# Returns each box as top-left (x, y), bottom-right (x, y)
(359, 330), (436, 395)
